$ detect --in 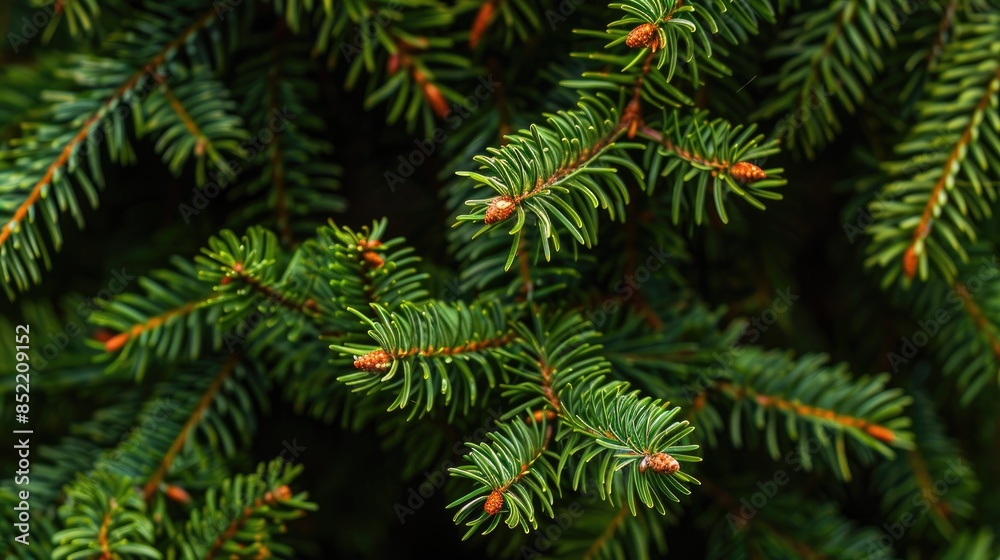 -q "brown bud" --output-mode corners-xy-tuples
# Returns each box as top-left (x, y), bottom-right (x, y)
(622, 97), (643, 139)
(626, 23), (659, 50)
(639, 452), (680, 474)
(354, 349), (392, 372)
(484, 489), (504, 515)
(362, 251), (385, 268)
(104, 332), (130, 353)
(729, 161), (767, 183)
(470, 1), (496, 48)
(274, 485), (293, 501)
(164, 485), (191, 504)
(484, 196), (516, 224)
(422, 82), (451, 118)
(903, 246), (919, 279)
(527, 409), (558, 424)
(91, 328), (114, 343)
